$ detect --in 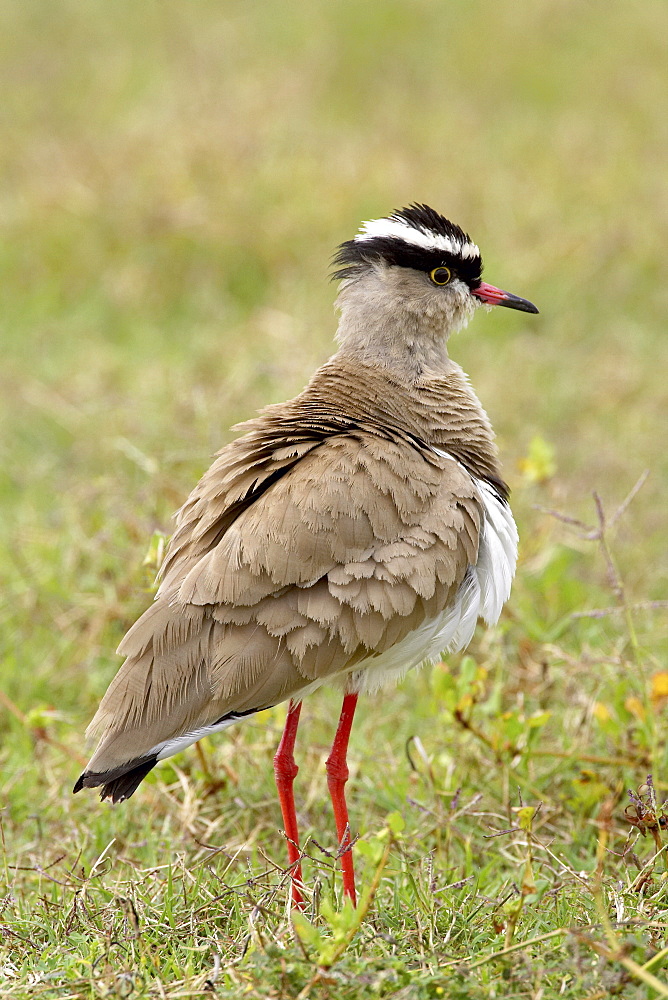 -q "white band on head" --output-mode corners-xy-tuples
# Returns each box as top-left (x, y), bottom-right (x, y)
(355, 217), (480, 260)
